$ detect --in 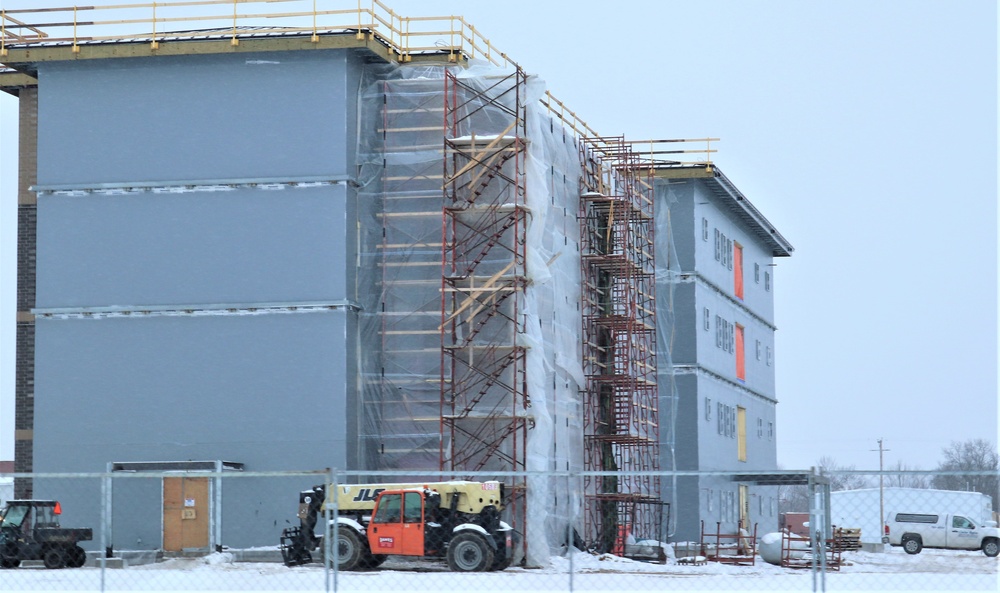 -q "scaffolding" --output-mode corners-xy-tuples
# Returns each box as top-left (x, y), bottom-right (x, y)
(440, 68), (530, 543)
(363, 72), (453, 473)
(579, 136), (664, 553)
